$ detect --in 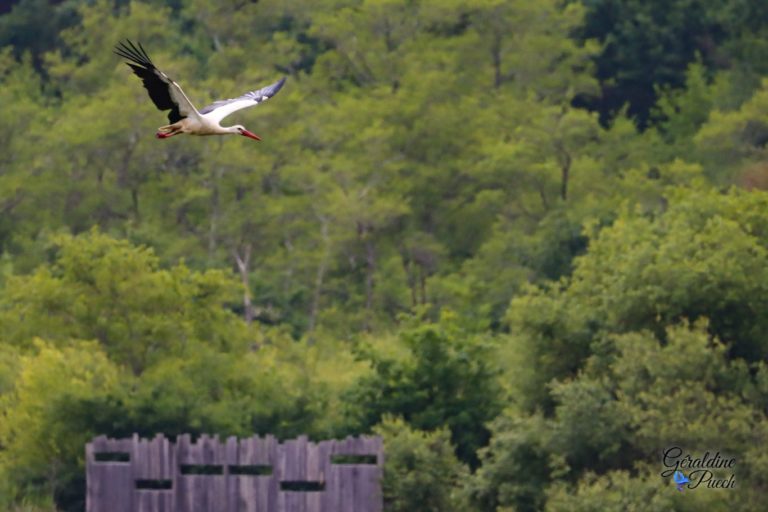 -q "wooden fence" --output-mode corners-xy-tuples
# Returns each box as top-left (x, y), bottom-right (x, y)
(86, 434), (383, 512)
